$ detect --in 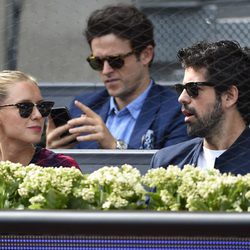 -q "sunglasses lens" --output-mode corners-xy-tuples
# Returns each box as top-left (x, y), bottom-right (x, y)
(107, 57), (124, 69)
(87, 55), (125, 71)
(175, 83), (199, 98)
(16, 101), (54, 118)
(175, 84), (184, 96)
(187, 83), (199, 97)
(87, 57), (103, 71)
(37, 101), (54, 117)
(17, 103), (34, 118)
